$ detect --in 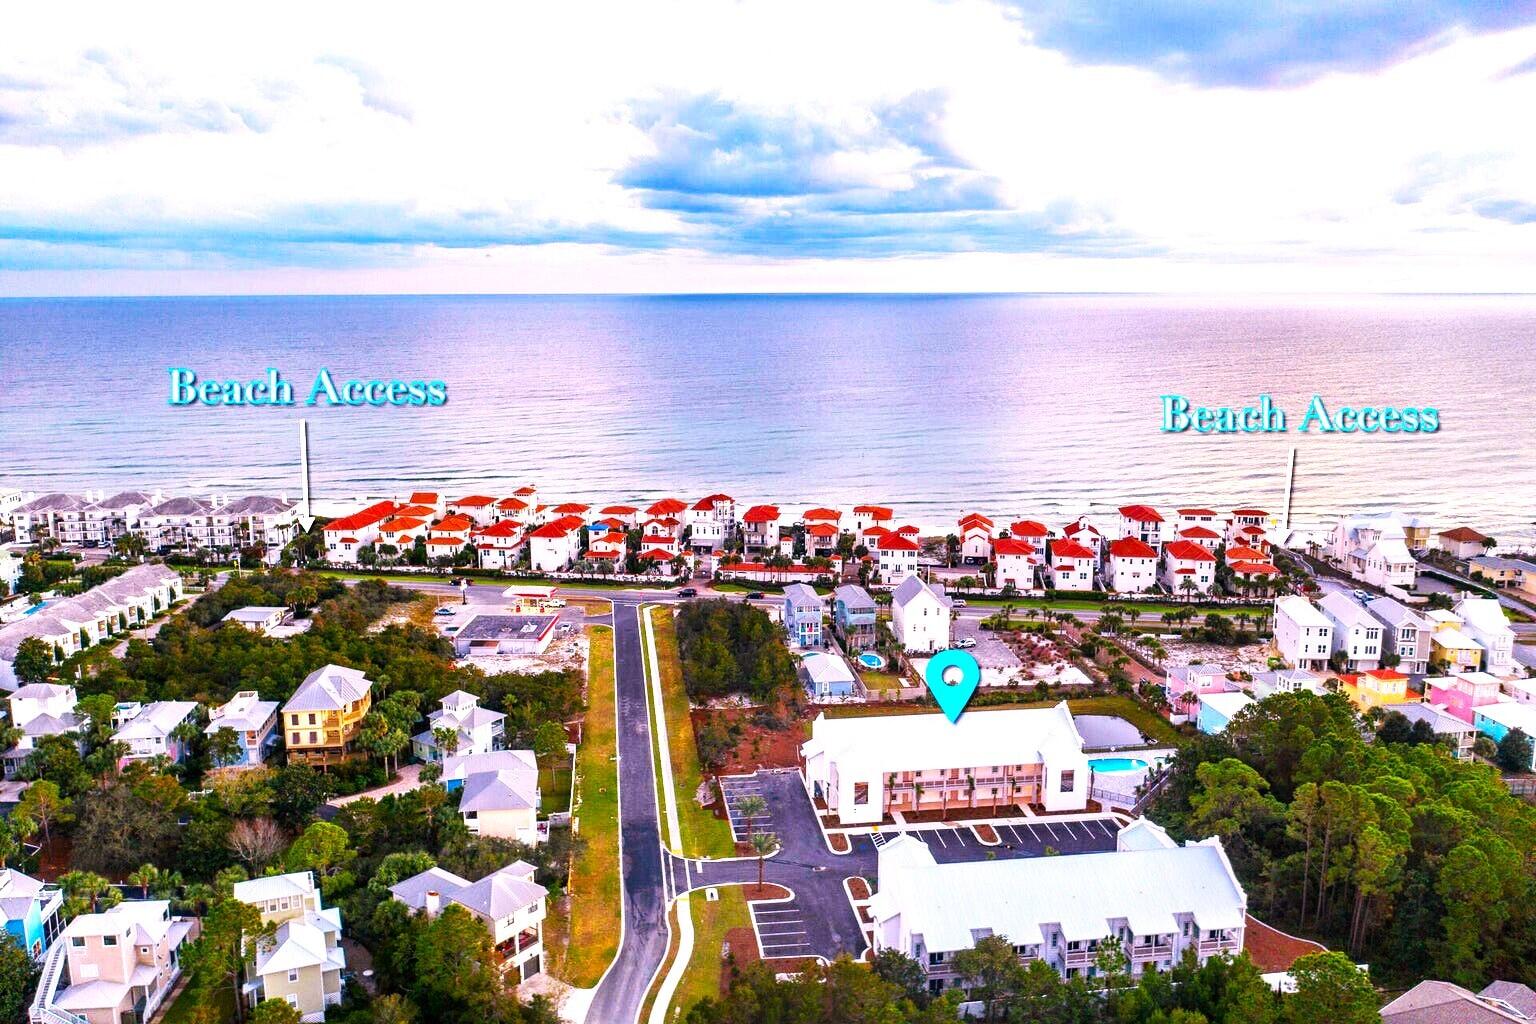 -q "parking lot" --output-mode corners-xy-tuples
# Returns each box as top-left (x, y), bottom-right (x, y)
(949, 615), (1021, 672)
(749, 897), (818, 959)
(875, 815), (1119, 862)
(719, 773), (777, 844)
